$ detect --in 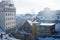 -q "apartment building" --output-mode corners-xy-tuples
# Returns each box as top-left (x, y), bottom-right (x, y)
(0, 0), (16, 33)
